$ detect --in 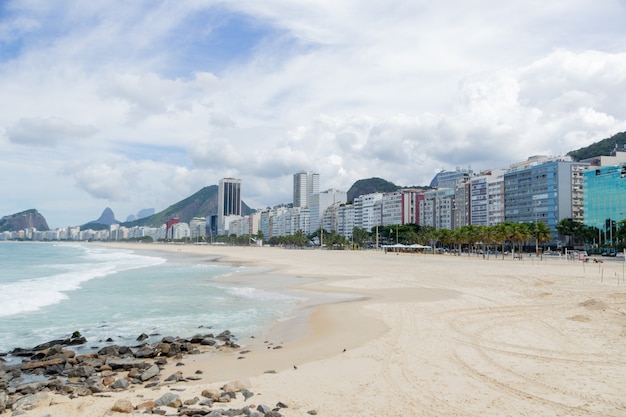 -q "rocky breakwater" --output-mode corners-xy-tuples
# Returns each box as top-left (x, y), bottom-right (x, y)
(0, 331), (304, 417)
